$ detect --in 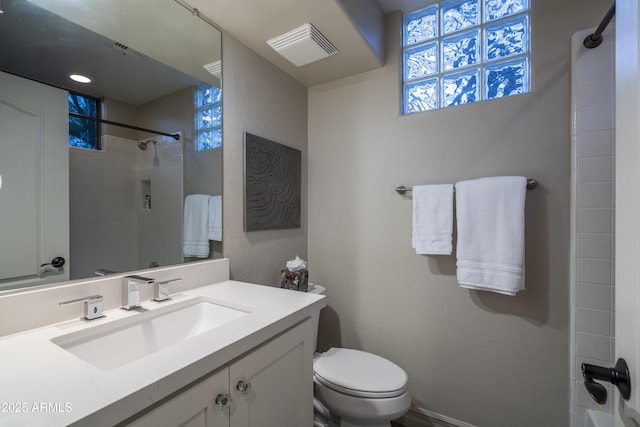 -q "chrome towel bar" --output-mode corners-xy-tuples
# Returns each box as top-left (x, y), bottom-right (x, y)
(395, 178), (538, 195)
